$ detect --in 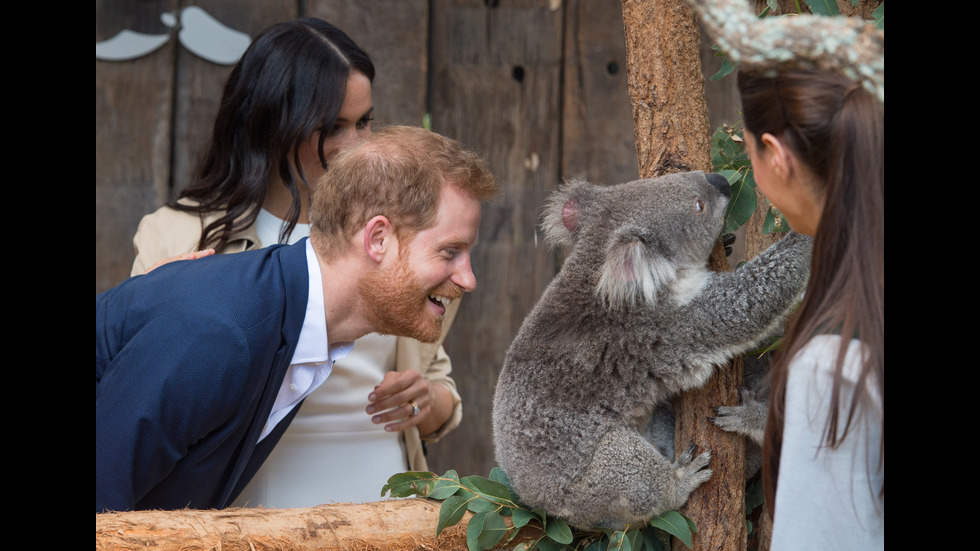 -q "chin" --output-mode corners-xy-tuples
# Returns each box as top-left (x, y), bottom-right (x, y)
(359, 253), (454, 344)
